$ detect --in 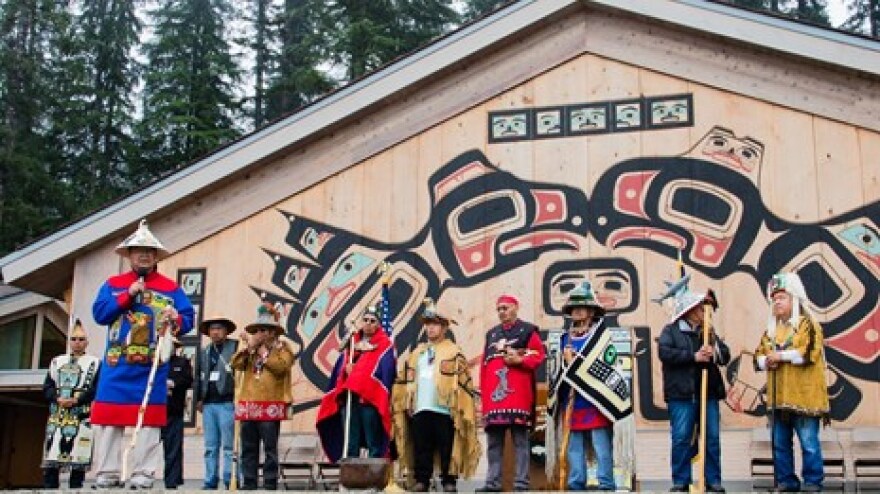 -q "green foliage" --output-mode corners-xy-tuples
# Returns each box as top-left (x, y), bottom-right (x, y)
(135, 0), (242, 184)
(843, 0), (880, 36)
